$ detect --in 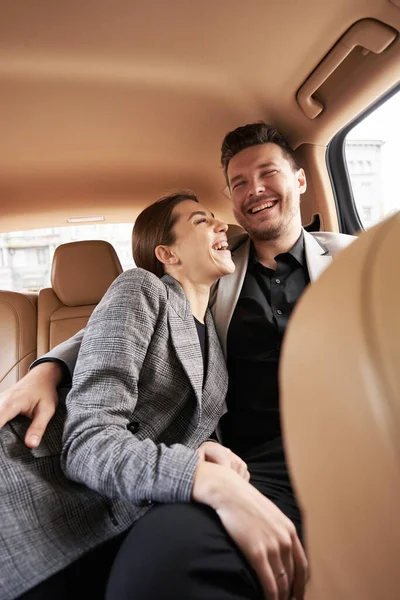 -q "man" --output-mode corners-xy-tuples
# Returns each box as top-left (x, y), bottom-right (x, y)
(0, 122), (354, 599)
